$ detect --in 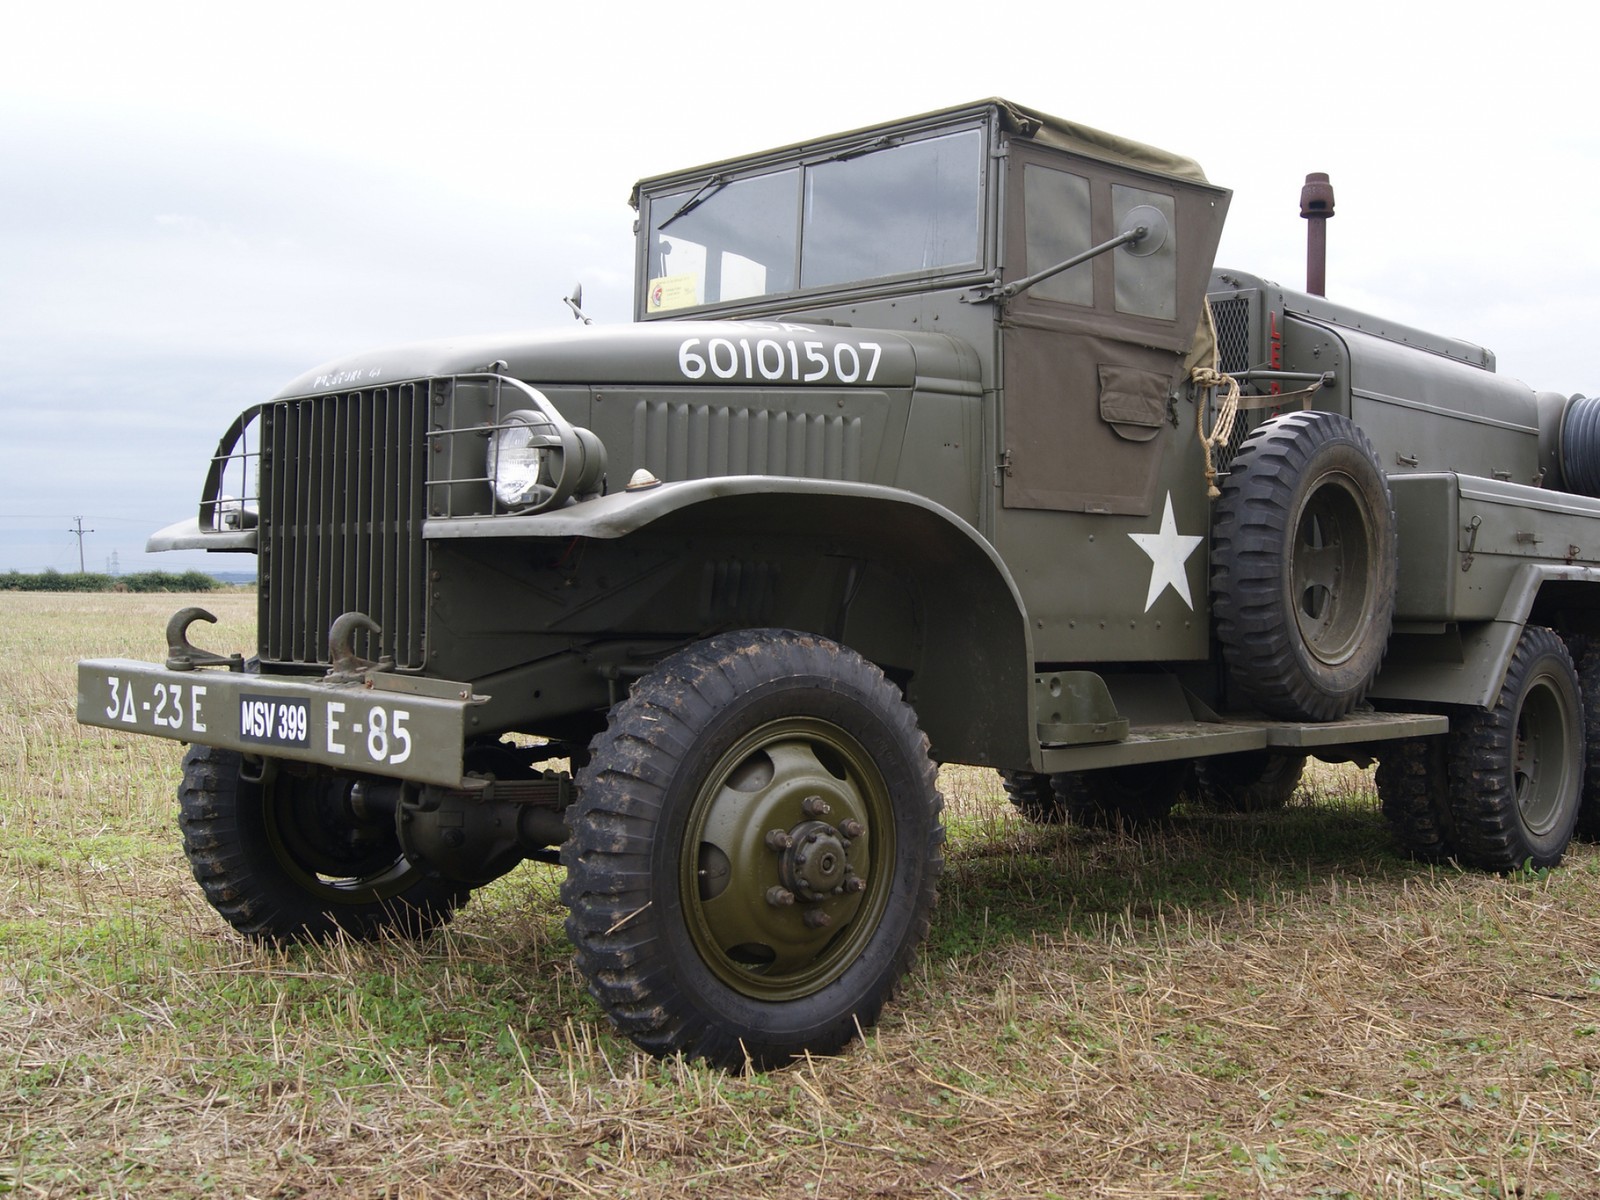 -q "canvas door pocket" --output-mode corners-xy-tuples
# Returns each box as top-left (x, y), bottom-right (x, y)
(1098, 364), (1169, 443)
